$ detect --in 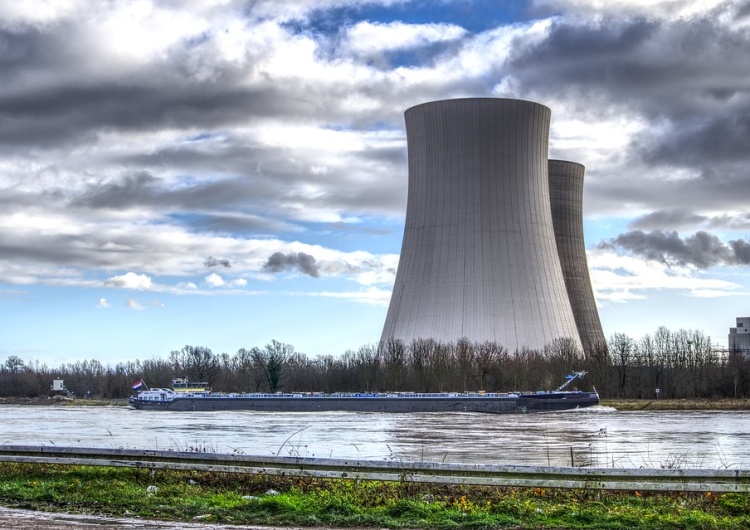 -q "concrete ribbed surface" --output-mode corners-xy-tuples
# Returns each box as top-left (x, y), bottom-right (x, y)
(548, 160), (606, 351)
(382, 98), (581, 351)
